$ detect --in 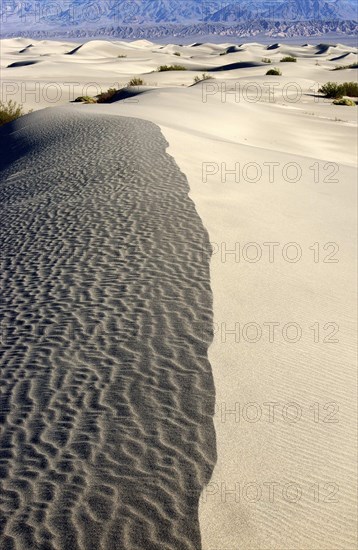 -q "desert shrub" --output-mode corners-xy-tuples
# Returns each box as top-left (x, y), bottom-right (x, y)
(96, 88), (118, 103)
(280, 56), (297, 62)
(318, 82), (341, 98)
(220, 50), (228, 56)
(319, 81), (358, 98)
(193, 73), (213, 83)
(262, 57), (272, 63)
(332, 97), (356, 106)
(128, 77), (144, 86)
(266, 68), (282, 75)
(340, 82), (358, 96)
(174, 52), (181, 56)
(0, 99), (27, 126)
(157, 64), (187, 71)
(74, 95), (96, 103)
(117, 54), (127, 58)
(332, 63), (358, 70)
